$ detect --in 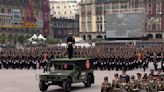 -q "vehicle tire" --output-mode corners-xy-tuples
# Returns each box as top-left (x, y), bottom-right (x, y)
(63, 80), (71, 92)
(84, 75), (92, 87)
(39, 81), (48, 92)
